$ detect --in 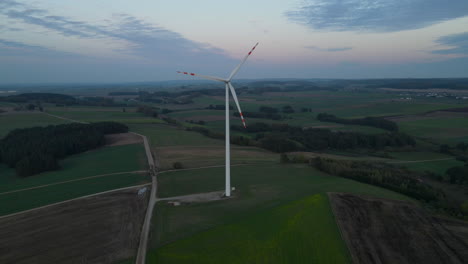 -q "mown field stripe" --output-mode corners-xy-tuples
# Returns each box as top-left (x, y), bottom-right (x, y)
(0, 170), (147, 196)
